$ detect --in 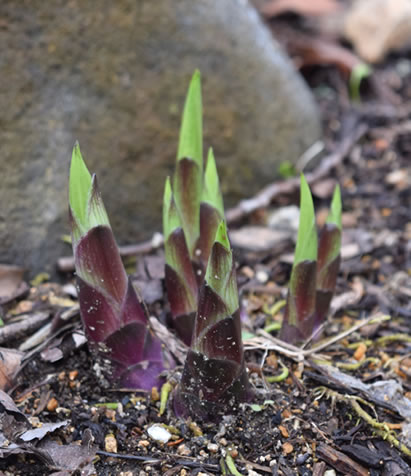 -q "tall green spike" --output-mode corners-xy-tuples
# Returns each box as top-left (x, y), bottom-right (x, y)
(69, 143), (92, 228)
(202, 148), (224, 216)
(294, 174), (317, 265)
(214, 220), (230, 252)
(163, 177), (181, 241)
(177, 70), (203, 169)
(326, 185), (342, 230)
